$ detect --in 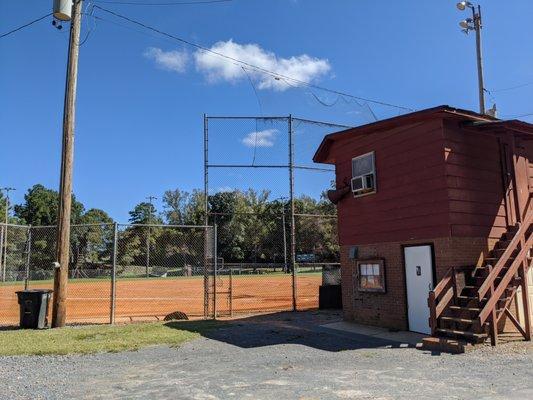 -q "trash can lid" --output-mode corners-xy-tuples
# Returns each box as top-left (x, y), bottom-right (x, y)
(16, 289), (53, 294)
